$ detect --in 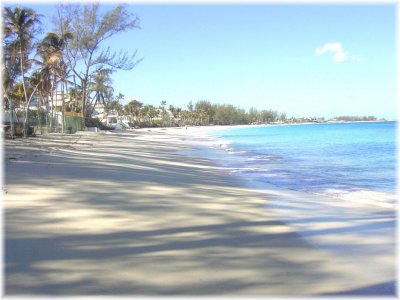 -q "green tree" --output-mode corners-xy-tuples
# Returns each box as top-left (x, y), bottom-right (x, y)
(248, 107), (260, 124)
(125, 99), (143, 123)
(278, 112), (287, 122)
(89, 69), (114, 112)
(54, 3), (142, 117)
(214, 104), (241, 125)
(169, 104), (181, 126)
(159, 100), (167, 126)
(180, 110), (190, 126)
(187, 101), (194, 112)
(38, 31), (73, 132)
(143, 104), (158, 125)
(2, 37), (20, 137)
(67, 85), (83, 113)
(195, 100), (214, 124)
(3, 6), (42, 137)
(106, 93), (124, 117)
(261, 109), (278, 123)
(28, 70), (47, 133)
